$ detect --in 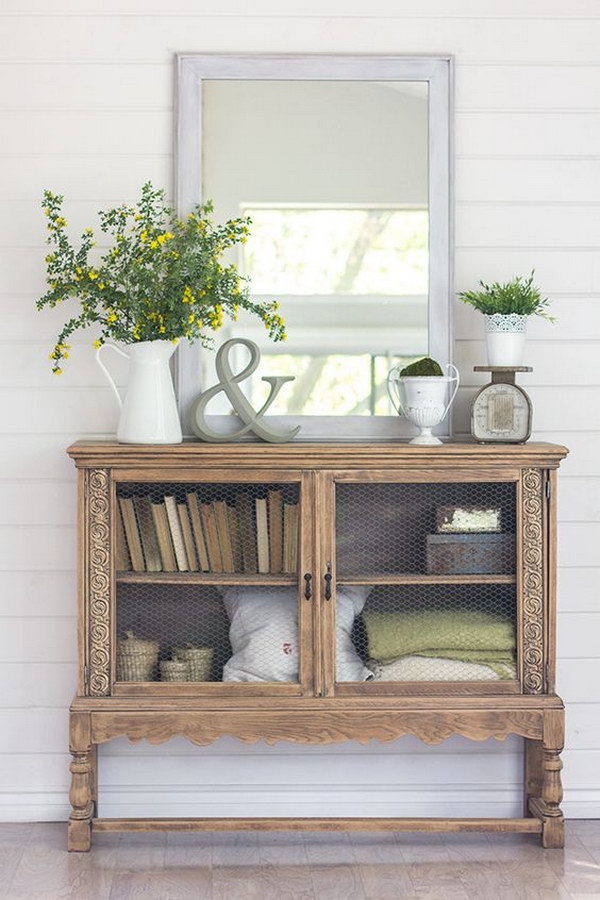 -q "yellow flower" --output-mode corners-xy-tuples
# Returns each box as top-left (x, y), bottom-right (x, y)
(181, 286), (194, 304)
(140, 230), (148, 243)
(159, 325), (166, 334)
(93, 340), (102, 349)
(45, 254), (55, 264)
(88, 269), (99, 280)
(55, 217), (67, 228)
(62, 352), (69, 359)
(53, 367), (62, 375)
(107, 312), (117, 324)
(188, 313), (195, 324)
(98, 282), (106, 290)
(84, 228), (93, 236)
